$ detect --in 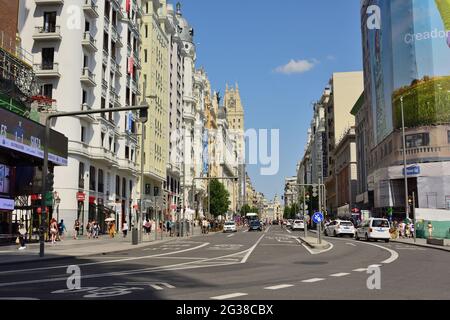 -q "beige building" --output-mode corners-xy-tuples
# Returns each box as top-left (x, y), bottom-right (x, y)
(139, 0), (169, 219)
(324, 72), (363, 216)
